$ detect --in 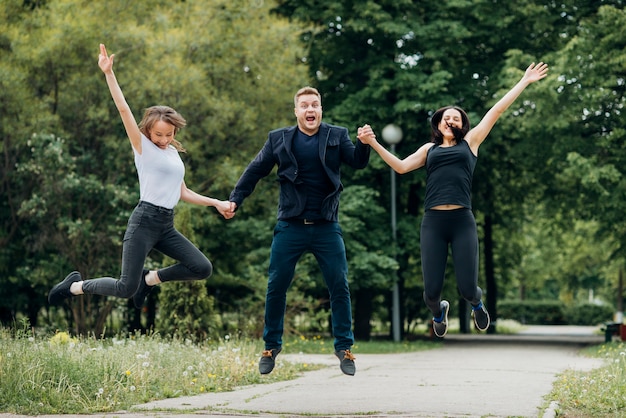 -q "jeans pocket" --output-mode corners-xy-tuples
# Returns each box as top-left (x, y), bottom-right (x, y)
(274, 220), (290, 236)
(123, 208), (144, 241)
